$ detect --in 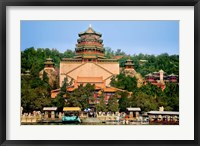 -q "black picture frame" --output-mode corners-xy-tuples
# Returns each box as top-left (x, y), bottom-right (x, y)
(0, 0), (199, 146)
